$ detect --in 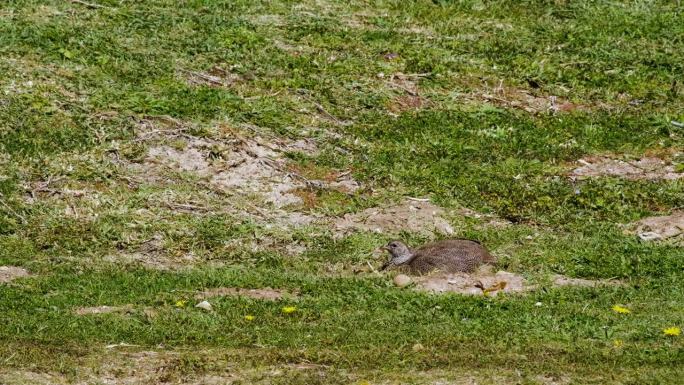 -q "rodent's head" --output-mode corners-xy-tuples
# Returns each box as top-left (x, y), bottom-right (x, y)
(380, 240), (413, 270)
